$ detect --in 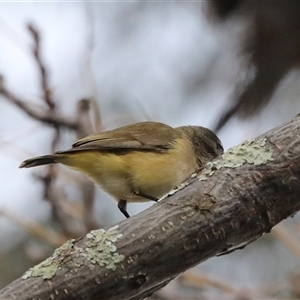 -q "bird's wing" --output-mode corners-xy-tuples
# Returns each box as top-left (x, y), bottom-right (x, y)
(64, 122), (179, 153)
